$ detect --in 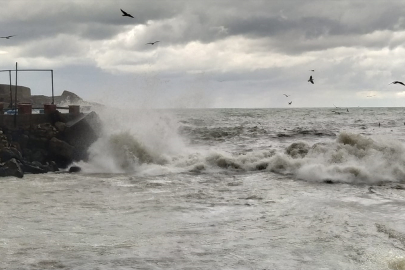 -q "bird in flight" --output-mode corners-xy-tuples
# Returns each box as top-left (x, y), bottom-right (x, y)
(146, 41), (160, 45)
(0, 35), (15, 39)
(288, 101), (292, 105)
(389, 81), (405, 86)
(283, 94), (290, 97)
(310, 69), (314, 72)
(308, 75), (314, 84)
(120, 9), (134, 18)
